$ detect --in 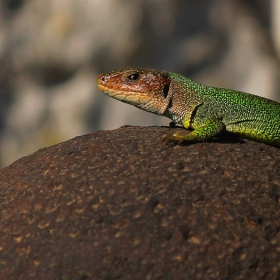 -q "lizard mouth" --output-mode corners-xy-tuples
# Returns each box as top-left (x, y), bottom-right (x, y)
(98, 73), (151, 105)
(97, 74), (122, 96)
(97, 84), (105, 92)
(97, 81), (150, 106)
